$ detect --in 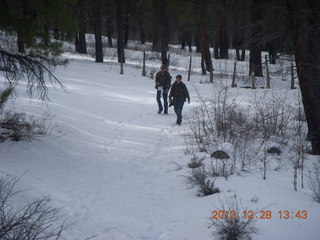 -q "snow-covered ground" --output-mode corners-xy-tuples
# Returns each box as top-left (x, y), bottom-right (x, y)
(1, 48), (320, 240)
